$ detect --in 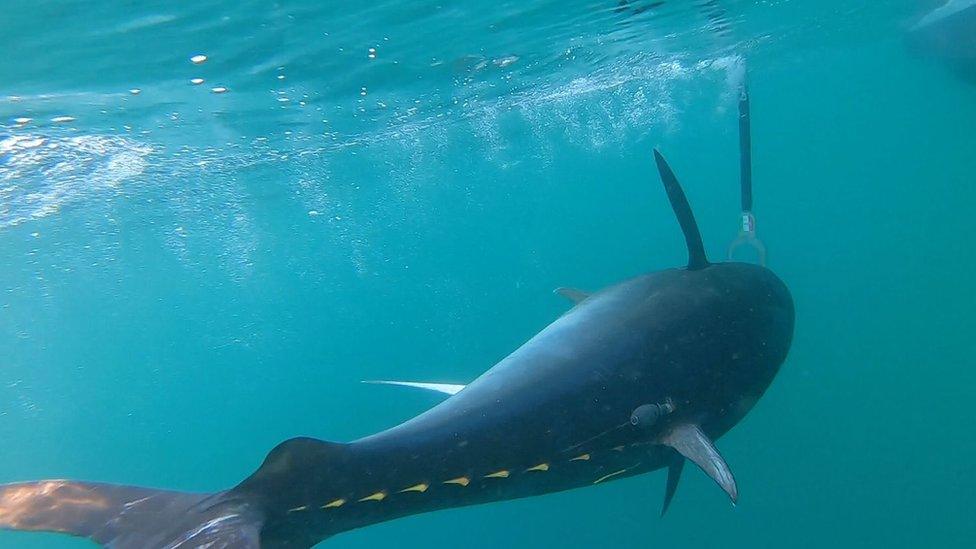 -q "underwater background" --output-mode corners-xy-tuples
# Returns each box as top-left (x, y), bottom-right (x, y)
(1, 0), (974, 547)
